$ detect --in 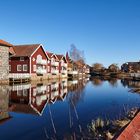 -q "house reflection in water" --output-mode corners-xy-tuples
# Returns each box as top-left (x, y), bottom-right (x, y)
(121, 79), (140, 89)
(0, 78), (89, 126)
(9, 79), (68, 116)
